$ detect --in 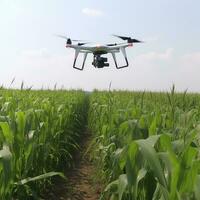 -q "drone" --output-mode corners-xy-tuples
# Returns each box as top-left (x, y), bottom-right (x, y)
(57, 34), (143, 70)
